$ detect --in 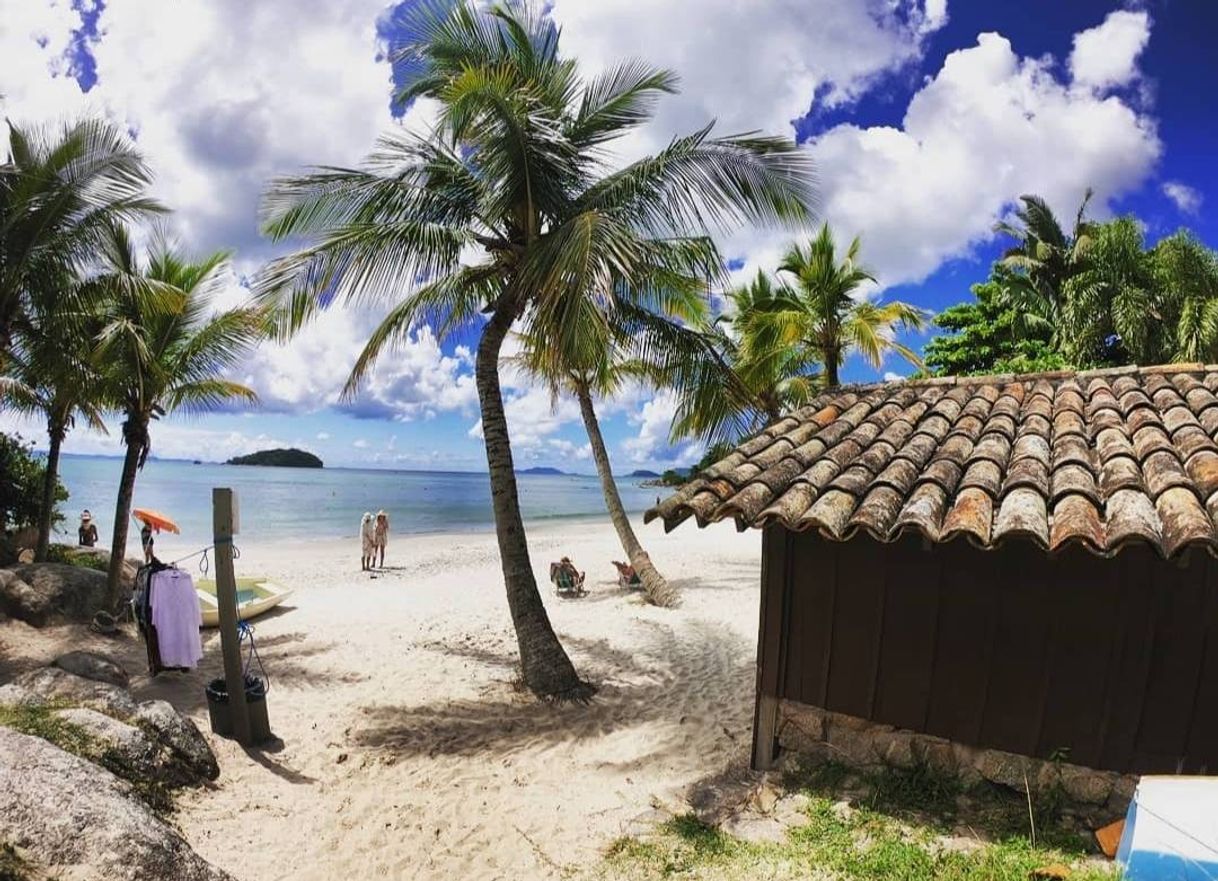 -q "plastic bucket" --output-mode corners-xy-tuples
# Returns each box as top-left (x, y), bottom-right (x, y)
(205, 675), (271, 743)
